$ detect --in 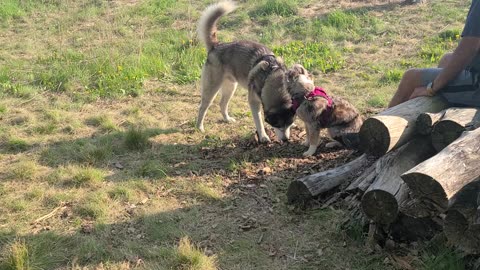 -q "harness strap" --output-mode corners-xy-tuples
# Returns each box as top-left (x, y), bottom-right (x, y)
(291, 87), (335, 127)
(252, 54), (279, 70)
